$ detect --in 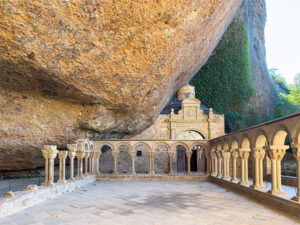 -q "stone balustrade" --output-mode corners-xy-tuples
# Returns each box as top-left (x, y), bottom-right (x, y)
(209, 113), (300, 201)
